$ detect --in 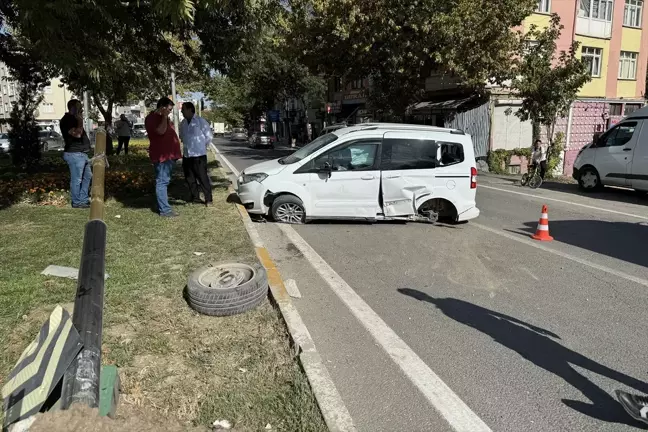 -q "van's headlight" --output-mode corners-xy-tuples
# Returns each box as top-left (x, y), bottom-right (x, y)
(240, 173), (268, 184)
